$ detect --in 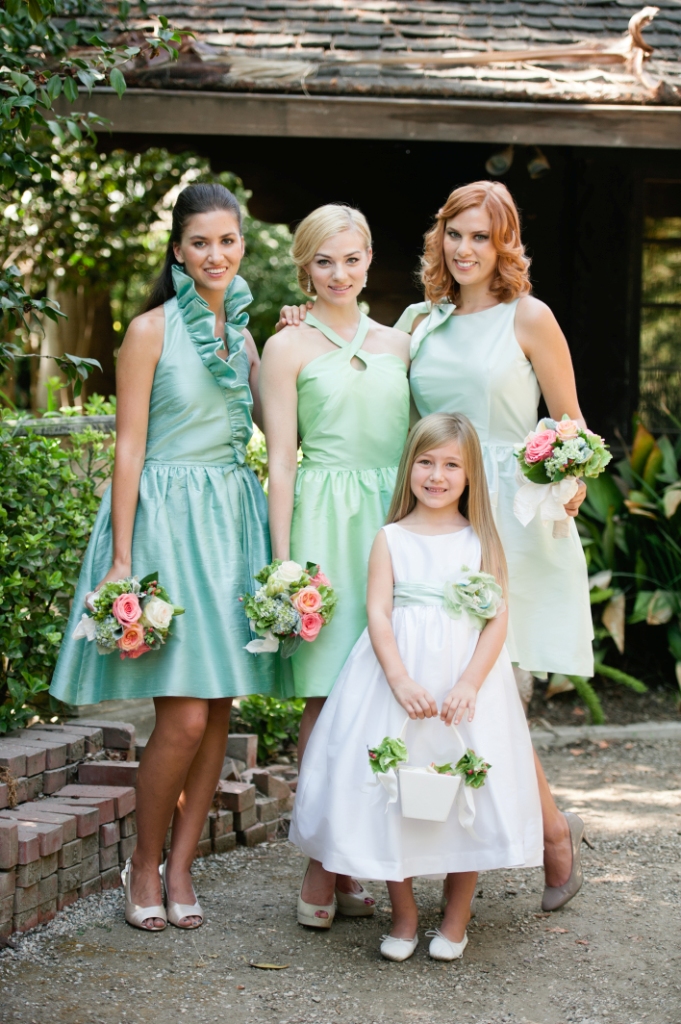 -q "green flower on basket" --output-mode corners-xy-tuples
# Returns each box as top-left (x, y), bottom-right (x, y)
(368, 736), (408, 775)
(443, 568), (504, 631)
(453, 749), (491, 789)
